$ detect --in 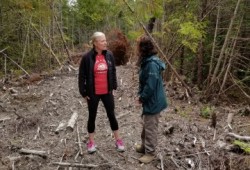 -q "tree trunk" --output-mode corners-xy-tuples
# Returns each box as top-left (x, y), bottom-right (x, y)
(197, 41), (204, 86)
(179, 46), (184, 75)
(209, 0), (242, 86)
(196, 0), (207, 86)
(208, 5), (220, 83)
(218, 16), (243, 96)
